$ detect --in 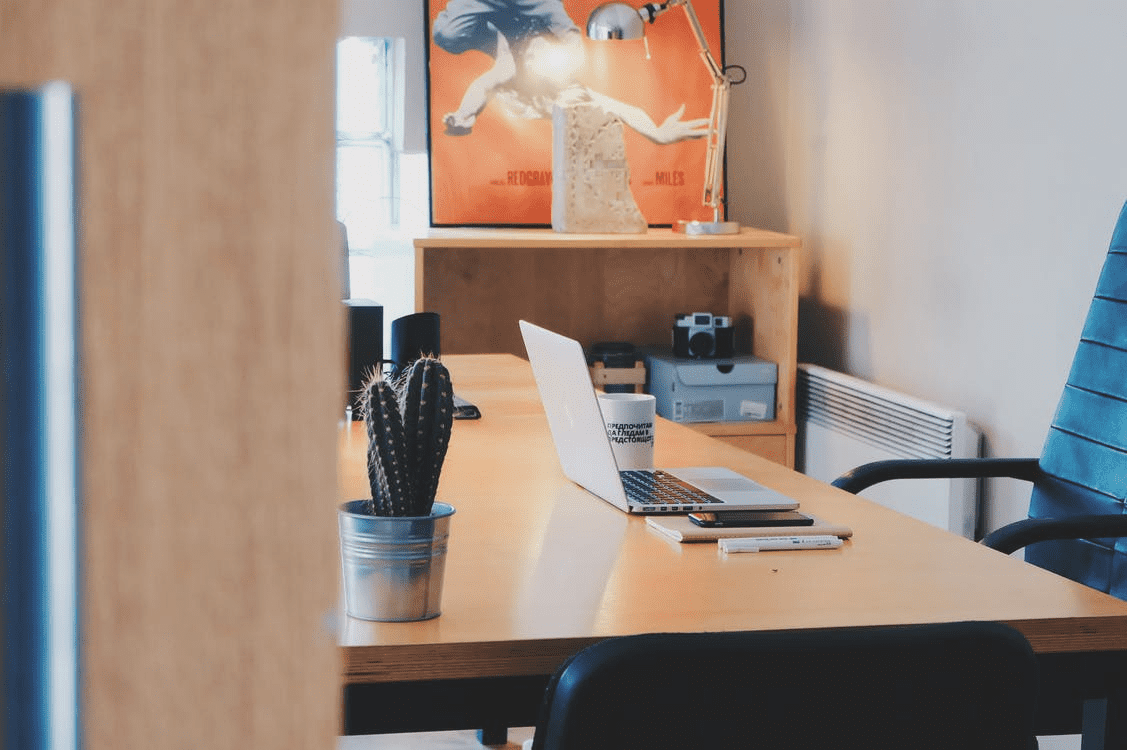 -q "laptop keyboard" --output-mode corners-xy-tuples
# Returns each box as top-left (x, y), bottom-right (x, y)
(620, 470), (724, 509)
